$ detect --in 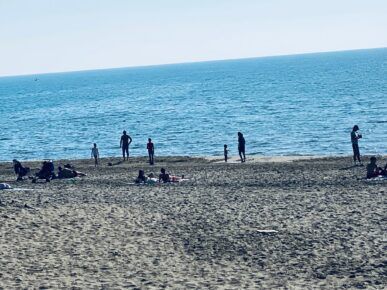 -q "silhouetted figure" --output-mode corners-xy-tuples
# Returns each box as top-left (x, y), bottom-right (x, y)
(224, 144), (228, 162)
(238, 132), (246, 163)
(351, 125), (362, 165)
(34, 160), (55, 182)
(135, 170), (147, 184)
(13, 159), (30, 181)
(57, 166), (86, 179)
(91, 143), (99, 167)
(159, 168), (170, 183)
(120, 130), (132, 161)
(366, 157), (383, 179)
(147, 138), (154, 165)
